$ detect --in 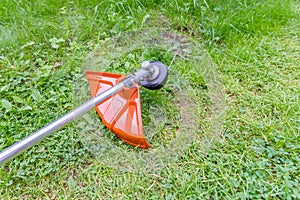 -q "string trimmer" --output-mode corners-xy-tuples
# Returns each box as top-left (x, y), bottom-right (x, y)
(0, 61), (168, 165)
